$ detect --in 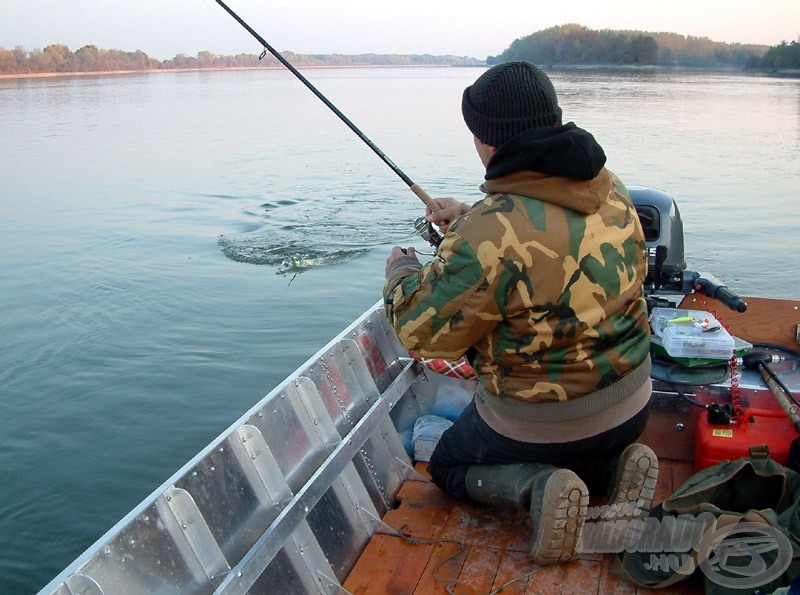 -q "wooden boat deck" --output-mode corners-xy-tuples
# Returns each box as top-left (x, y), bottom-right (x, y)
(343, 459), (704, 594)
(344, 295), (799, 593)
